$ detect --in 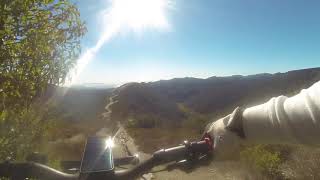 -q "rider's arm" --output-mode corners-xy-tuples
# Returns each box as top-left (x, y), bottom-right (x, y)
(243, 80), (320, 145)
